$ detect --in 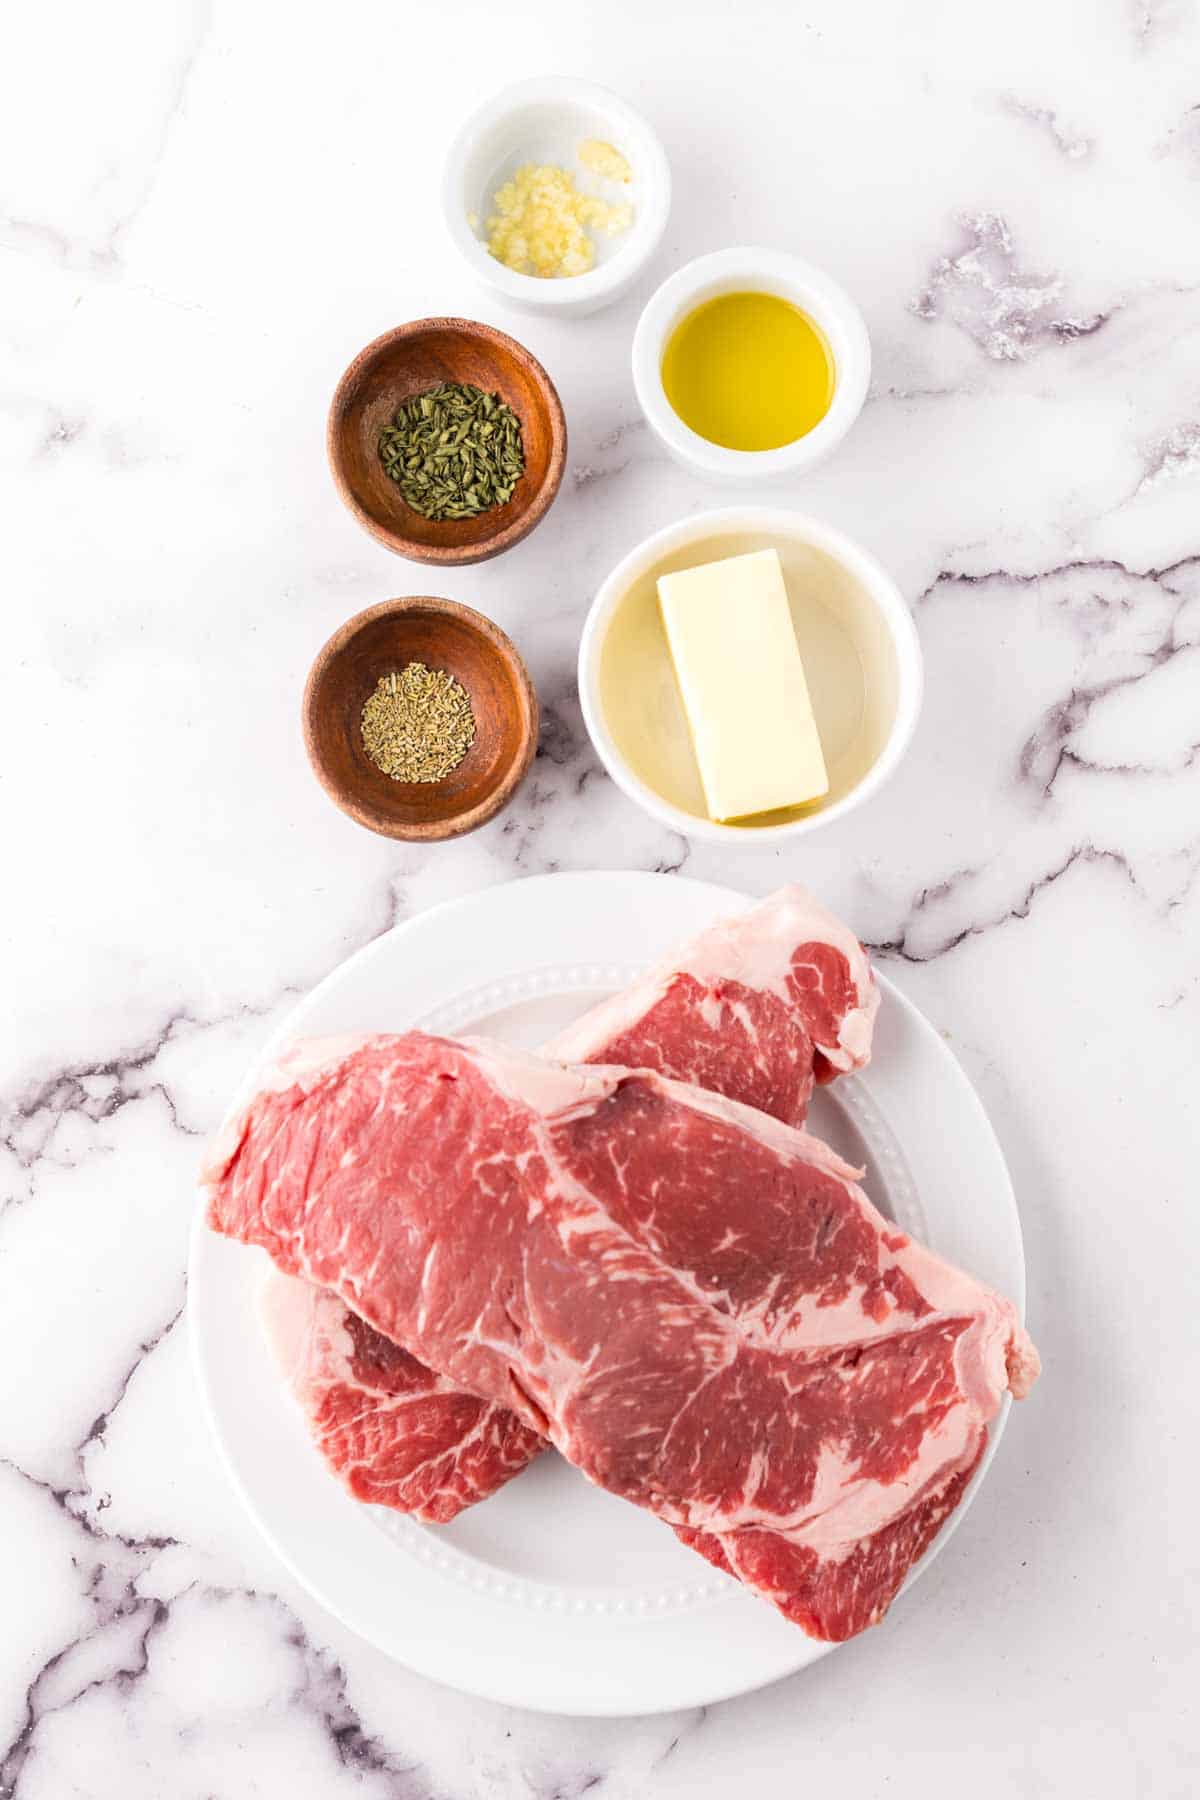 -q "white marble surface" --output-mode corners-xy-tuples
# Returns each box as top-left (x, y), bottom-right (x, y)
(2, 0), (1198, 1792)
